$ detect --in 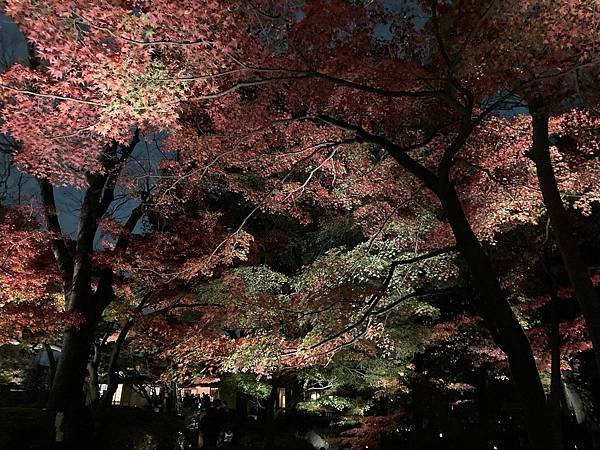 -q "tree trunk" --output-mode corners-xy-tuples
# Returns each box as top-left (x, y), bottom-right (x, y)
(476, 363), (489, 445)
(236, 392), (248, 417)
(86, 361), (99, 407)
(325, 104), (556, 448)
(264, 385), (277, 421)
(87, 332), (108, 408)
(100, 318), (133, 407)
(37, 134), (140, 448)
(321, 113), (556, 447)
(531, 108), (600, 377)
(47, 314), (98, 448)
(437, 181), (555, 450)
(549, 290), (564, 450)
(44, 342), (57, 390)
